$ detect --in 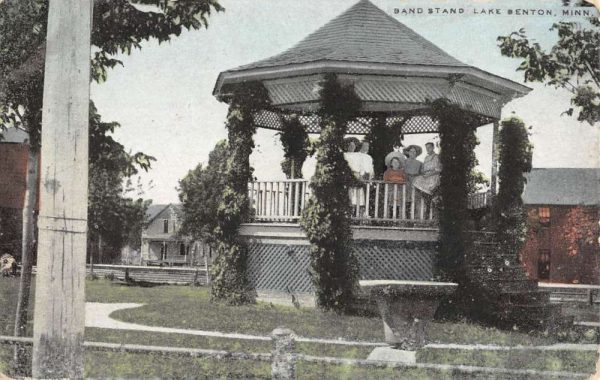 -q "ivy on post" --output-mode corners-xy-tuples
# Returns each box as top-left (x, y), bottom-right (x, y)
(211, 82), (269, 305)
(300, 74), (361, 313)
(364, 115), (403, 178)
(494, 116), (533, 260)
(432, 99), (479, 282)
(279, 115), (309, 179)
